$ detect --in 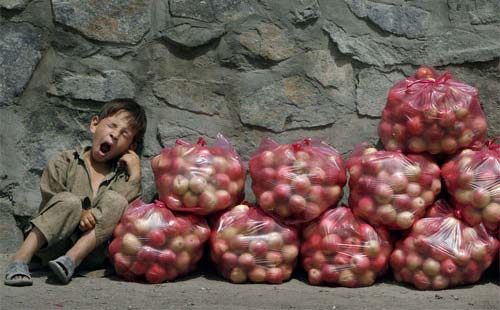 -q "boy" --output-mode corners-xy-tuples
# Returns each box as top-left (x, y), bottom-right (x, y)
(4, 100), (147, 286)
